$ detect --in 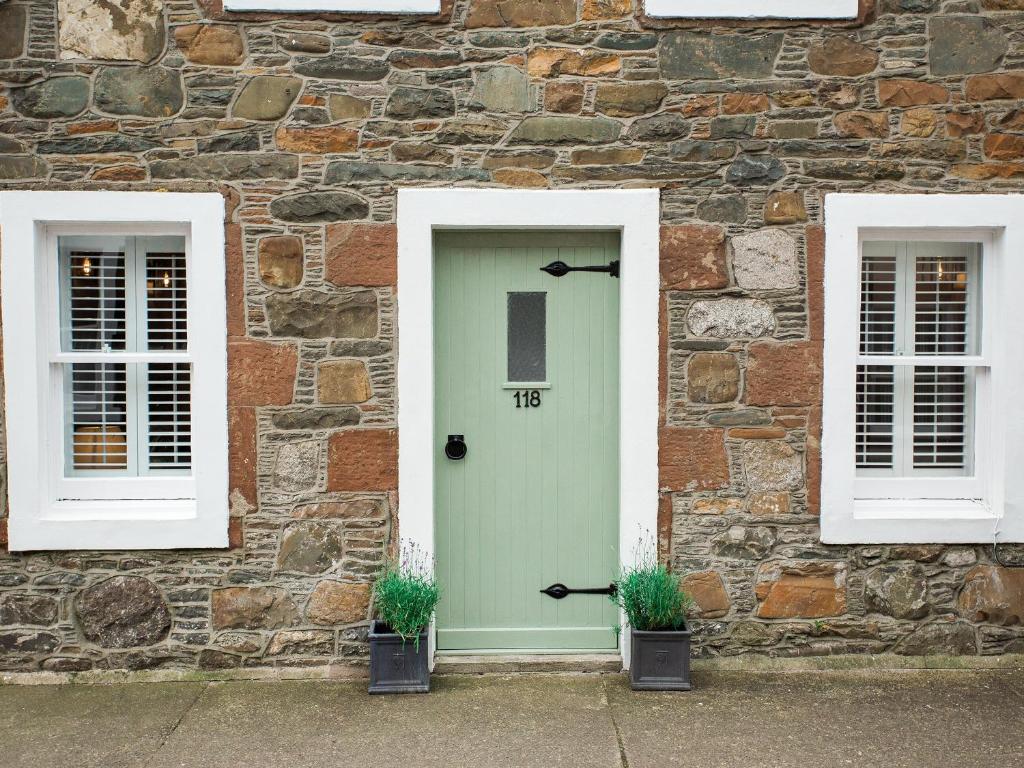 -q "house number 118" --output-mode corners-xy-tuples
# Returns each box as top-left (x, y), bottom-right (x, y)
(513, 390), (541, 408)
